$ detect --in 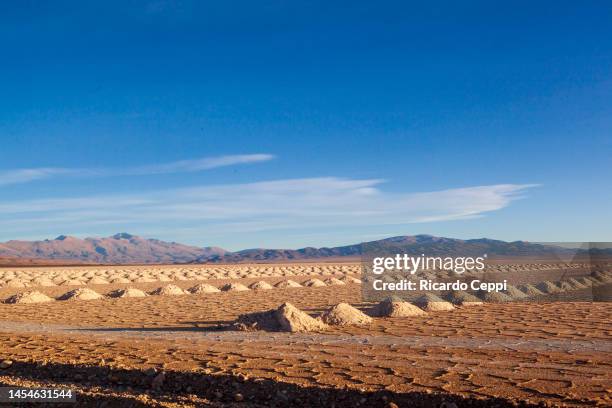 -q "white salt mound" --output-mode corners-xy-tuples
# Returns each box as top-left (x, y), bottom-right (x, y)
(303, 278), (326, 287)
(249, 281), (274, 290)
(274, 280), (303, 288)
(58, 288), (104, 301)
(5, 280), (28, 288)
(369, 298), (427, 317)
(188, 283), (221, 294)
(31, 278), (56, 287)
(567, 278), (587, 289)
(340, 276), (362, 284)
(150, 285), (186, 296)
(535, 281), (562, 294)
(414, 294), (455, 311)
(220, 283), (250, 292)
(555, 281), (575, 291)
(235, 302), (327, 332)
(319, 303), (373, 326)
(88, 277), (109, 285)
(134, 276), (156, 283)
(503, 285), (528, 299)
(517, 284), (545, 297)
(5, 291), (54, 304)
(110, 277), (131, 284)
(108, 288), (147, 298)
(324, 278), (346, 286)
